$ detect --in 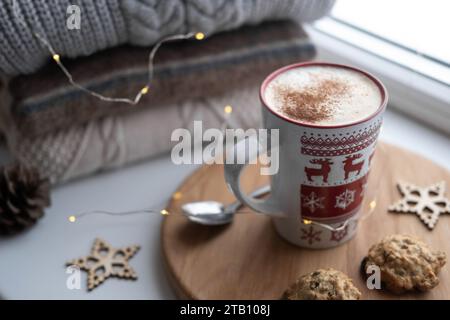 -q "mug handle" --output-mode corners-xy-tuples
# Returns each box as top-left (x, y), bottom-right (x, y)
(224, 136), (284, 217)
